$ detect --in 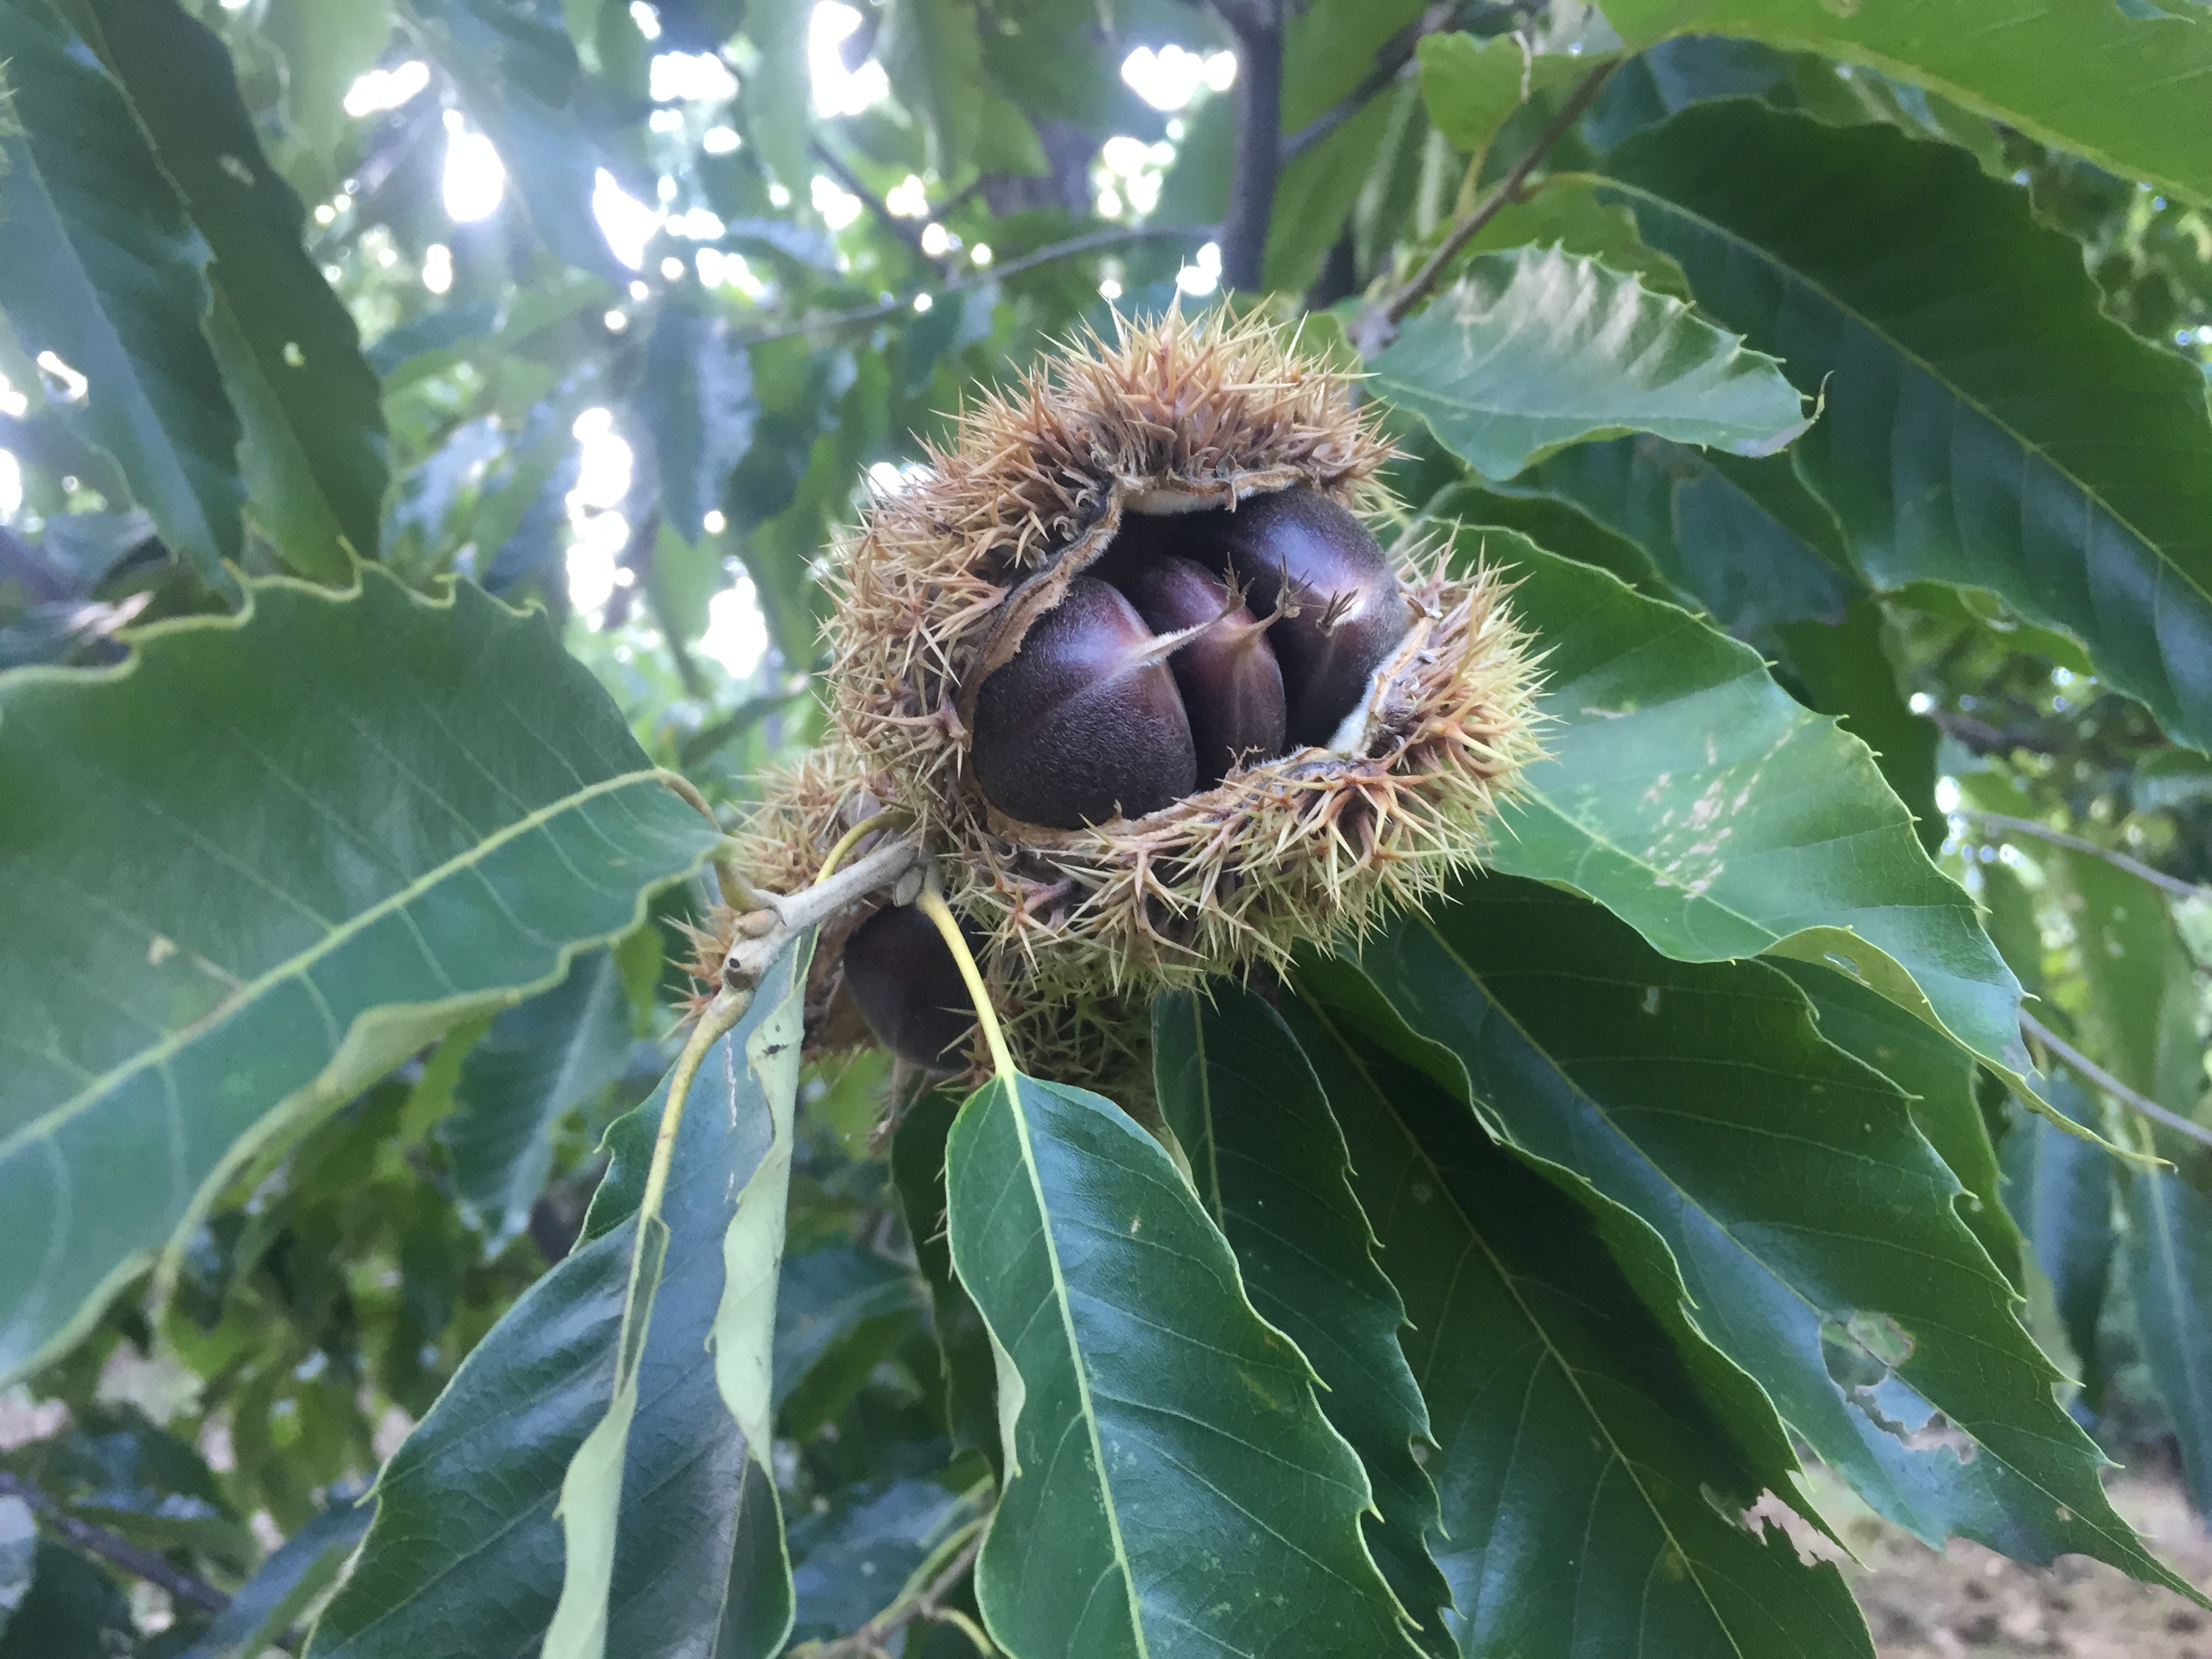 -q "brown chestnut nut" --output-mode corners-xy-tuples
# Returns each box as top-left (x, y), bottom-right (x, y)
(1214, 487), (1409, 747)
(1115, 555), (1286, 785)
(841, 902), (976, 1069)
(971, 576), (1197, 827)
